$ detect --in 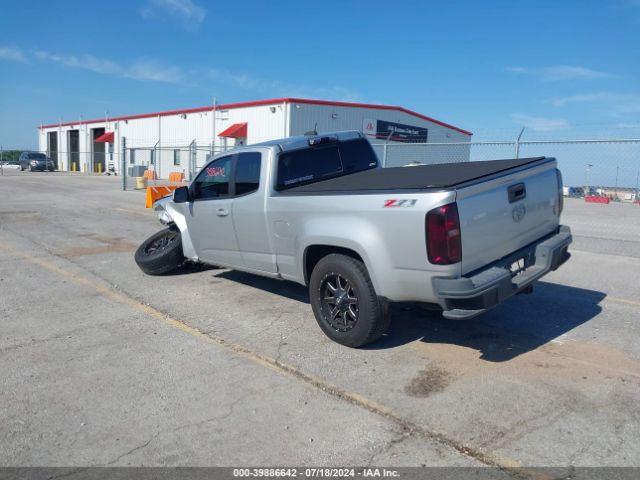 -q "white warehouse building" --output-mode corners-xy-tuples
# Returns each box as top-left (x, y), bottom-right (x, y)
(37, 97), (472, 178)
